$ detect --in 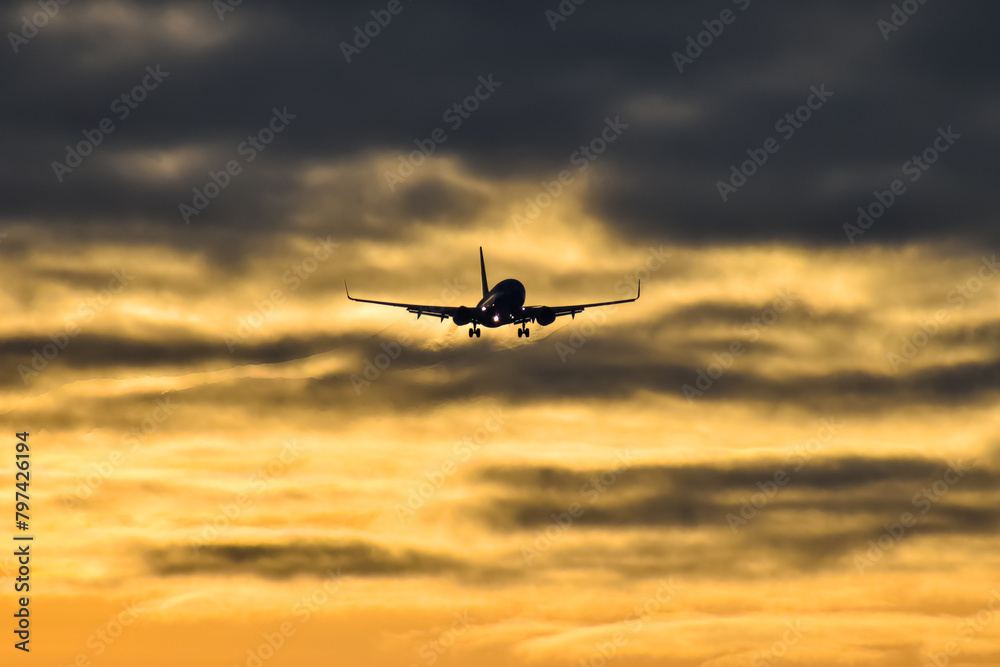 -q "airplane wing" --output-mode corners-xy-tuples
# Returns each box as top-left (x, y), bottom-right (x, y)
(519, 280), (640, 323)
(344, 282), (460, 321)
